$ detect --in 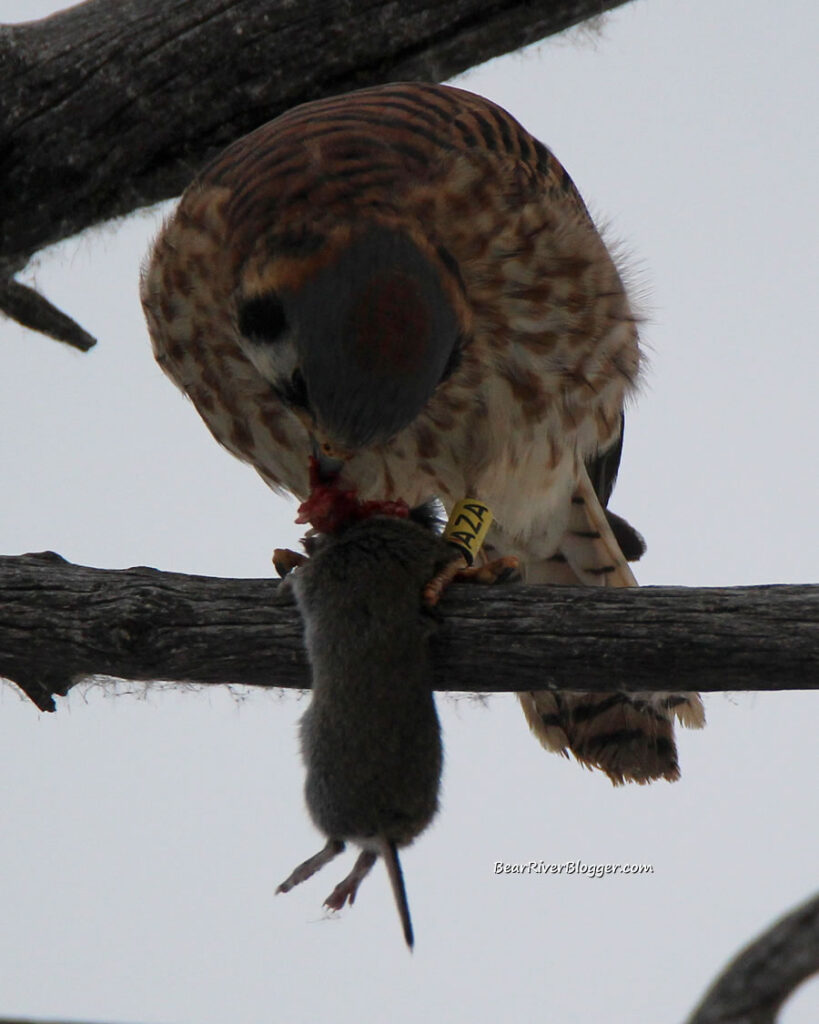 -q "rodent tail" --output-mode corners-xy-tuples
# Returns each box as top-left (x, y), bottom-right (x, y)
(382, 839), (414, 950)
